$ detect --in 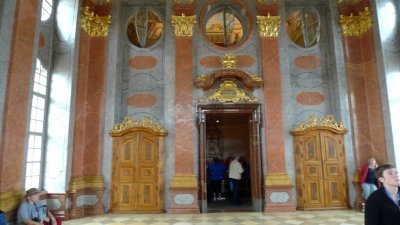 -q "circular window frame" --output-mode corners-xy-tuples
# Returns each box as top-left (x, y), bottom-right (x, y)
(126, 8), (164, 49)
(199, 0), (252, 50)
(285, 7), (321, 49)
